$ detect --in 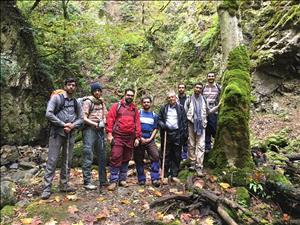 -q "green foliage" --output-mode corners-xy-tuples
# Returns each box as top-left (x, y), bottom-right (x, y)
(218, 0), (239, 16)
(248, 180), (267, 198)
(1, 205), (15, 220)
(236, 187), (250, 207)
